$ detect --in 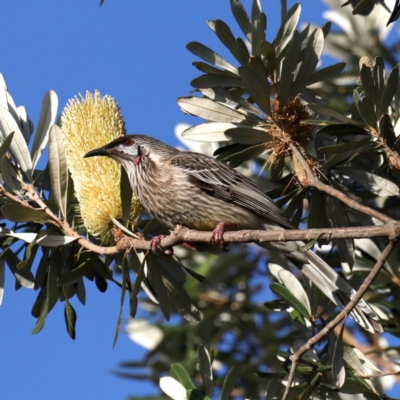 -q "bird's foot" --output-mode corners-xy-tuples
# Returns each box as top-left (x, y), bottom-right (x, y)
(210, 222), (238, 249)
(150, 235), (174, 256)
